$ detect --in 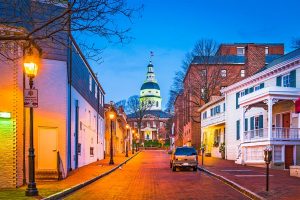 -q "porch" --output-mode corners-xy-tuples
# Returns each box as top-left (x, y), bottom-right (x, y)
(244, 127), (300, 142)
